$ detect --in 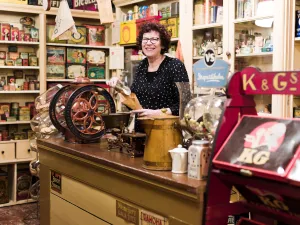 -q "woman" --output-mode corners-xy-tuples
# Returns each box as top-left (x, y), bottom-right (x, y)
(107, 22), (189, 117)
